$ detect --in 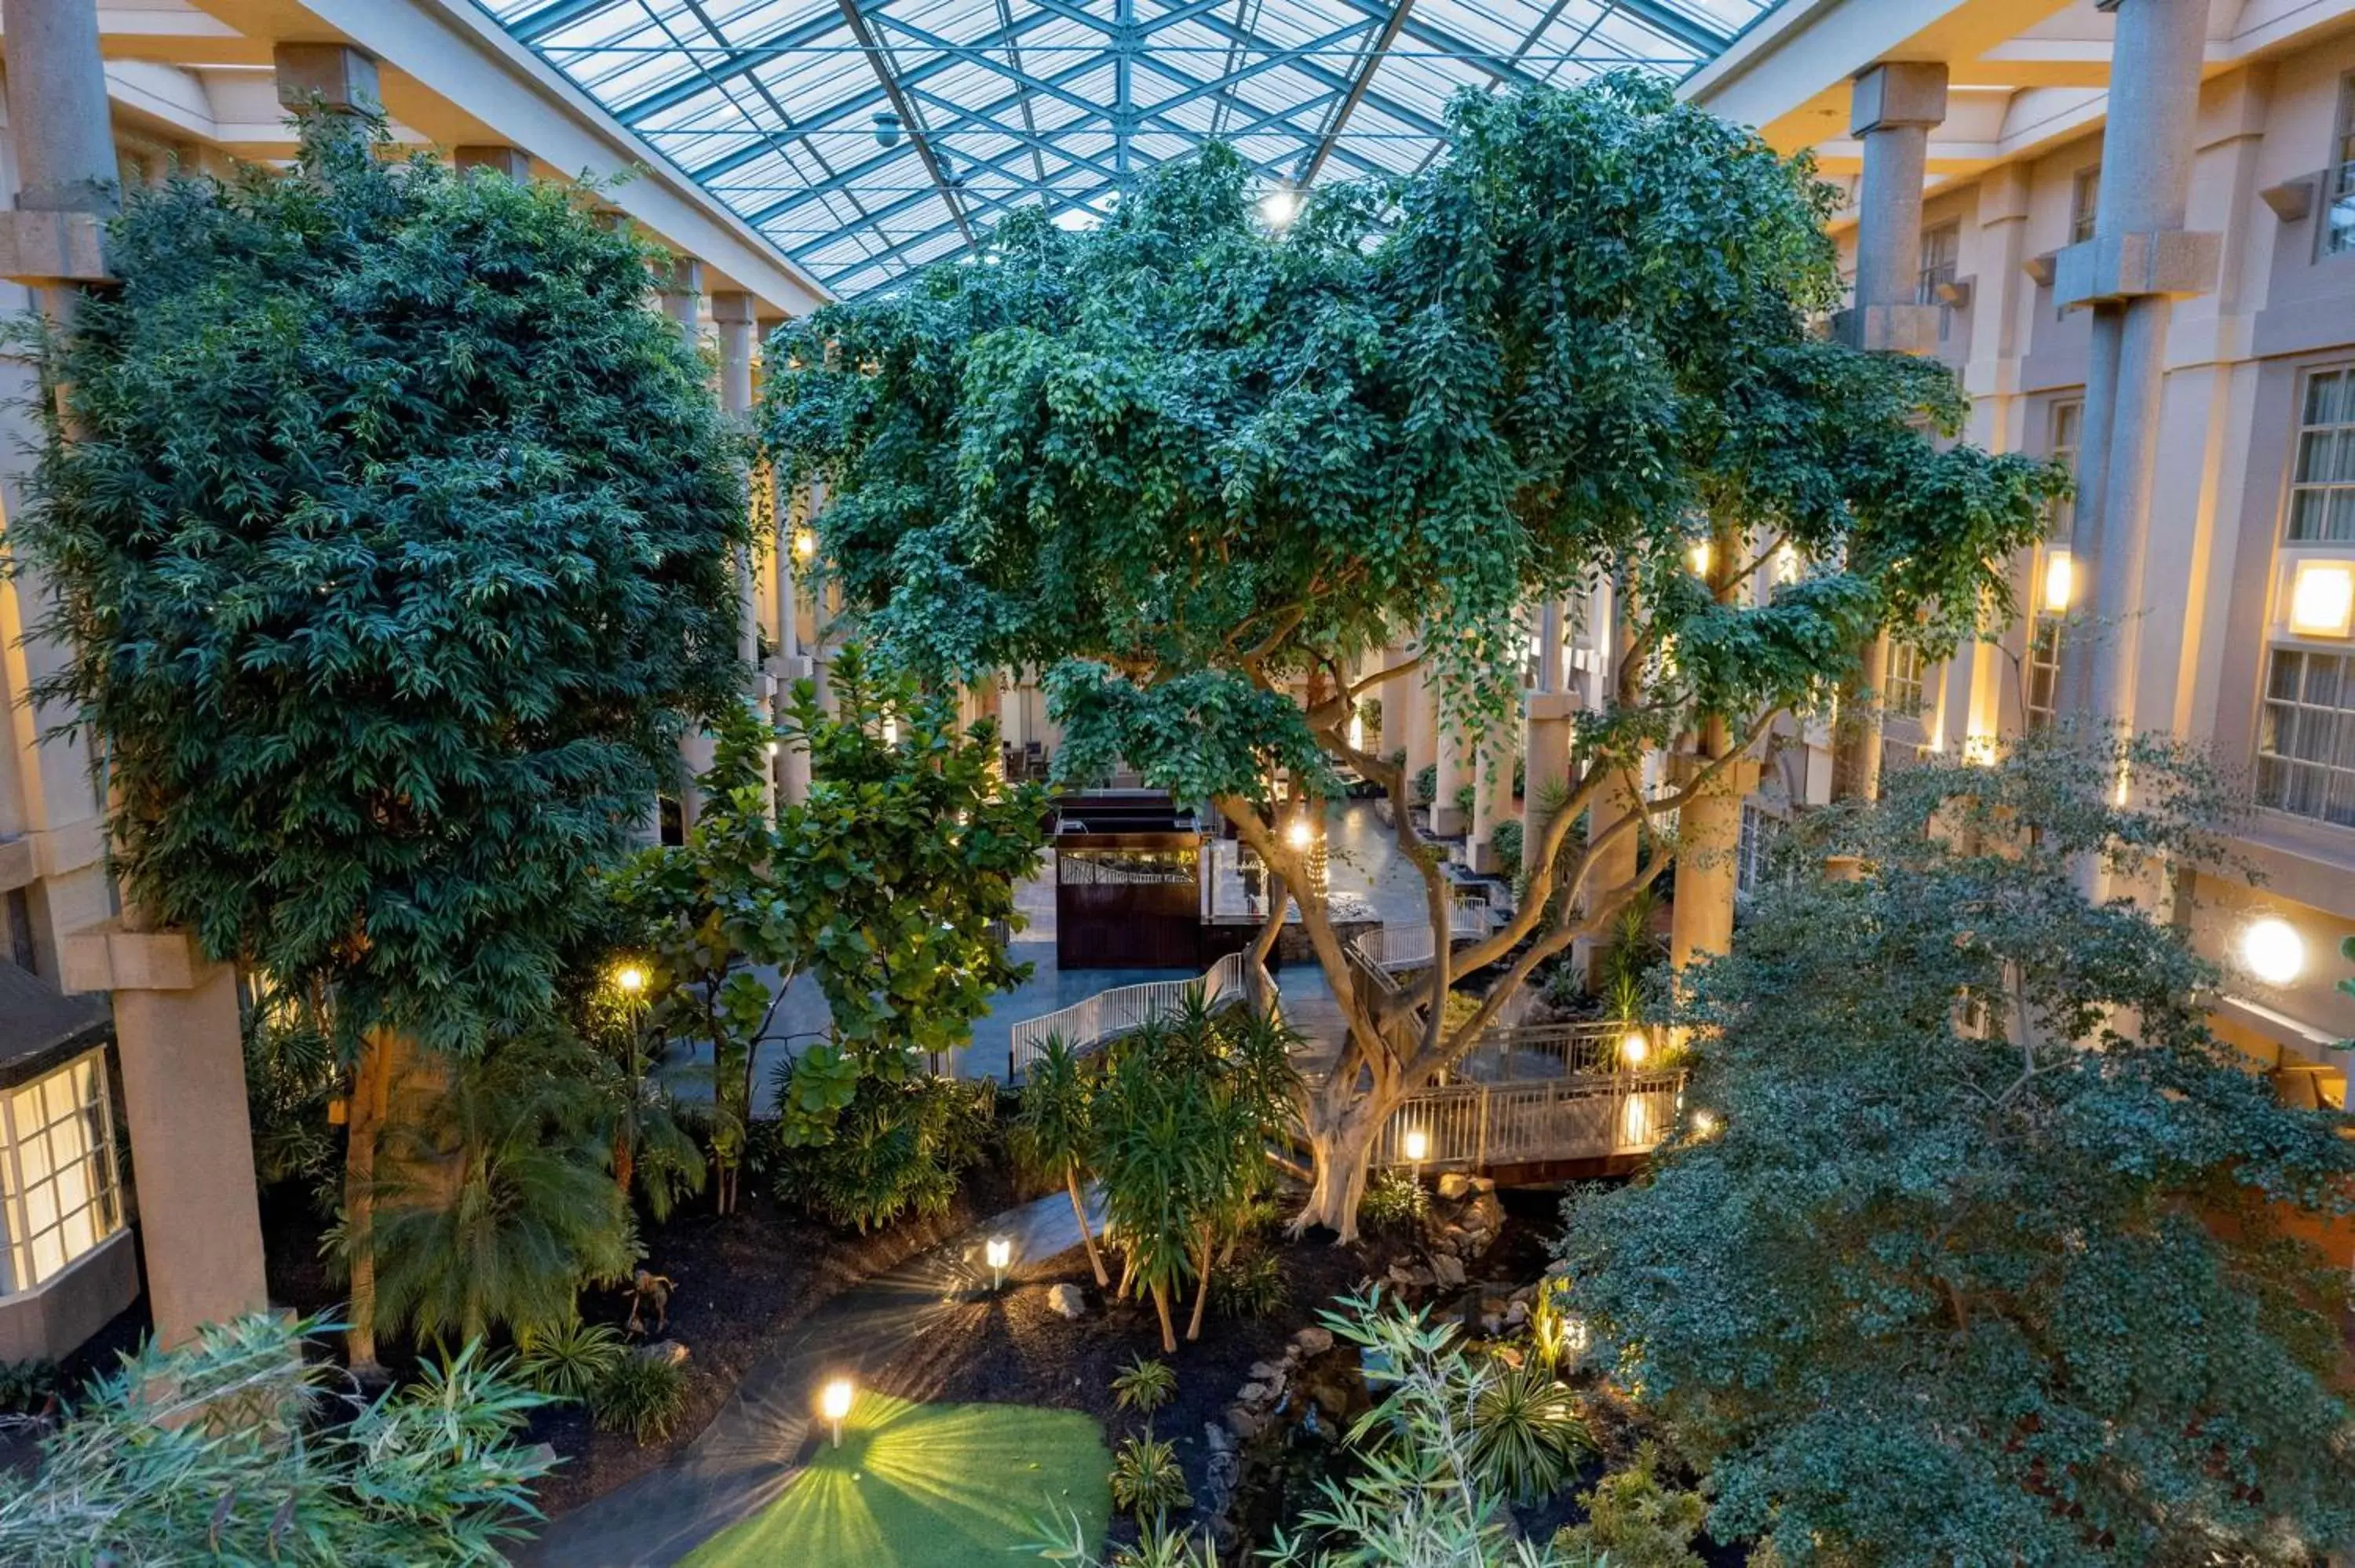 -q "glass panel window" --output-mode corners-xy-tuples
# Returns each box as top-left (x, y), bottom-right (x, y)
(1918, 220), (1960, 341)
(2026, 614), (2064, 731)
(0, 1052), (123, 1295)
(2070, 166), (2101, 246)
(2046, 399), (2083, 543)
(1885, 641), (1929, 717)
(2328, 76), (2355, 257)
(2256, 649), (2355, 826)
(1736, 805), (1784, 899)
(2287, 366), (2355, 542)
